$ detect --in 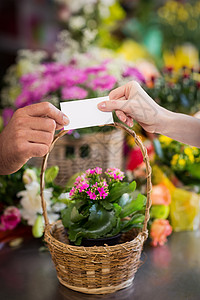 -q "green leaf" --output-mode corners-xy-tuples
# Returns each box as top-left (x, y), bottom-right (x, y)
(61, 203), (74, 228)
(118, 193), (132, 208)
(107, 181), (136, 202)
(119, 194), (146, 218)
(129, 181), (137, 192)
(187, 163), (200, 179)
(45, 166), (59, 183)
(120, 213), (145, 232)
(71, 206), (86, 223)
(113, 203), (122, 216)
(101, 201), (114, 210)
(68, 203), (117, 243)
